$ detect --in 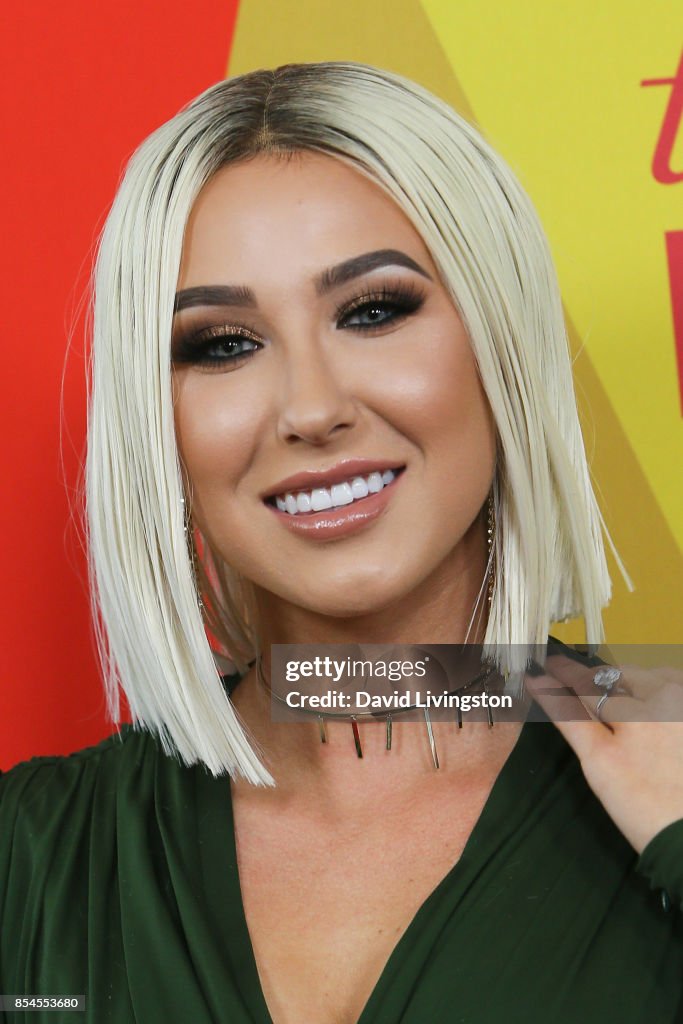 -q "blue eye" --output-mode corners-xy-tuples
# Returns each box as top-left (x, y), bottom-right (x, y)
(341, 301), (400, 327)
(172, 326), (262, 371)
(336, 283), (425, 331)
